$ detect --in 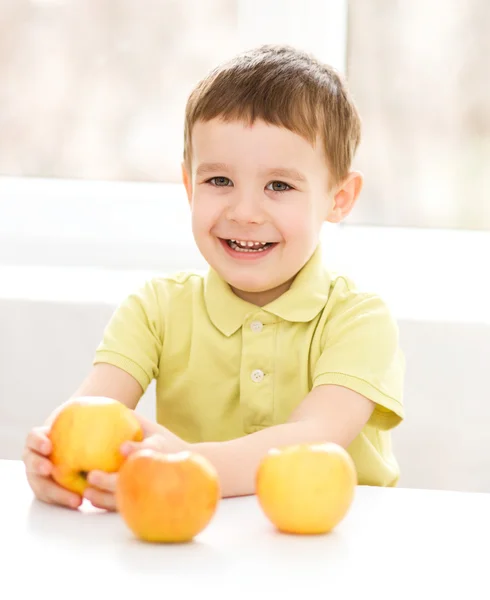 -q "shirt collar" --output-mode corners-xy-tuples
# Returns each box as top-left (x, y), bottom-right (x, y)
(204, 245), (330, 337)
